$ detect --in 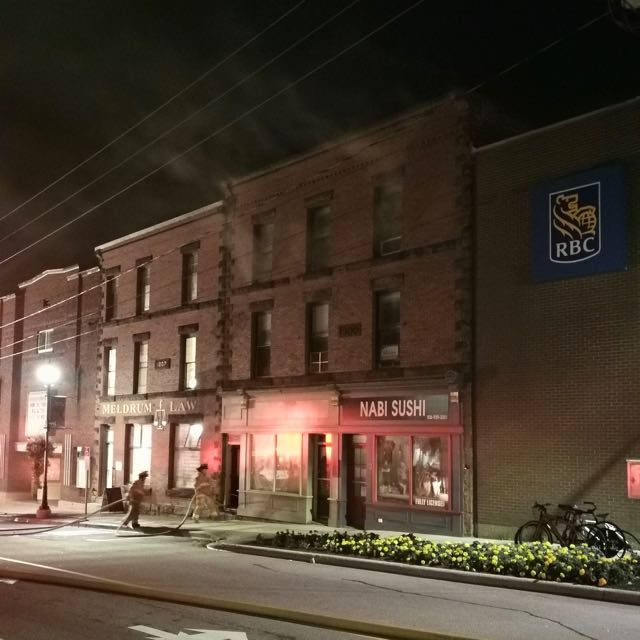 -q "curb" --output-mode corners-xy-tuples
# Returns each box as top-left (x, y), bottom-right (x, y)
(213, 543), (640, 606)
